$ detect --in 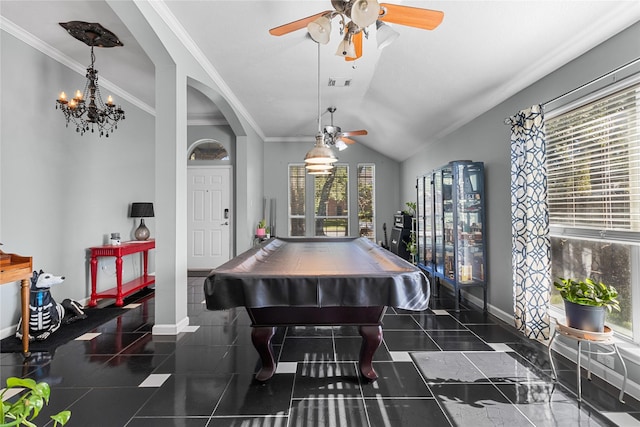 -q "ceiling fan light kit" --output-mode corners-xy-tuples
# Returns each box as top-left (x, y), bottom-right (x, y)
(270, 1), (444, 61)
